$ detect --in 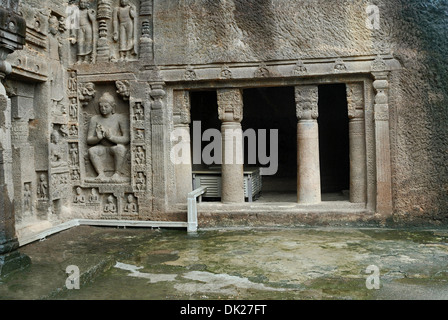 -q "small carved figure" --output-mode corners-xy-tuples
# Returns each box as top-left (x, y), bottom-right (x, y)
(89, 188), (99, 203)
(69, 124), (78, 136)
(74, 187), (85, 204)
(135, 129), (144, 140)
(49, 15), (64, 110)
(135, 146), (145, 165)
(24, 184), (31, 209)
(69, 98), (78, 119)
(87, 92), (130, 182)
(71, 169), (80, 180)
(69, 143), (79, 166)
(60, 124), (69, 137)
(68, 71), (77, 96)
(133, 102), (144, 120)
(124, 194), (137, 213)
(104, 195), (117, 213)
(116, 80), (130, 100)
(50, 130), (66, 167)
(113, 0), (137, 60)
(37, 174), (48, 199)
(135, 172), (145, 191)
